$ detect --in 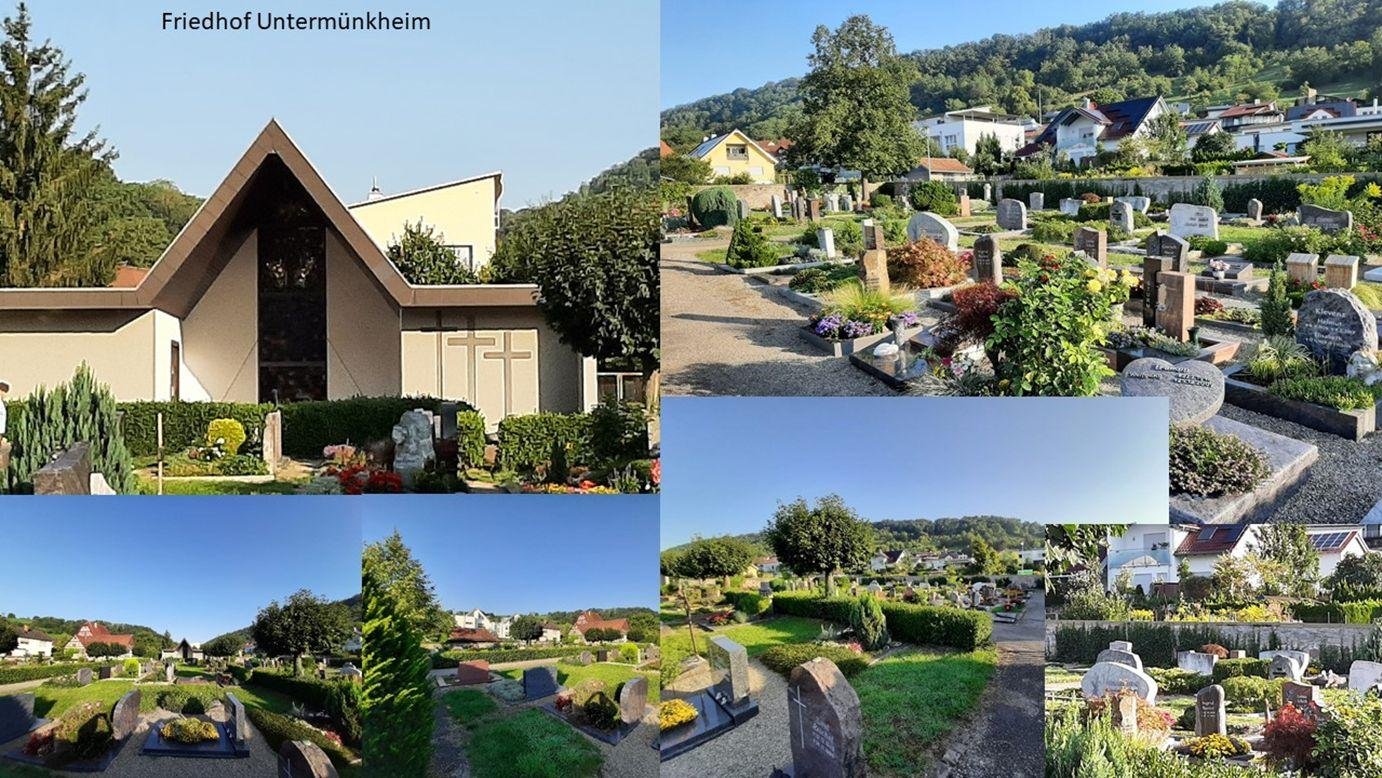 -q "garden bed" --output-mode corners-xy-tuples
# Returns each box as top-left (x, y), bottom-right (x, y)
(1193, 315), (1259, 336)
(1101, 336), (1240, 372)
(1223, 365), (1378, 441)
(1169, 415), (1319, 524)
(799, 322), (925, 358)
(712, 257), (849, 276)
